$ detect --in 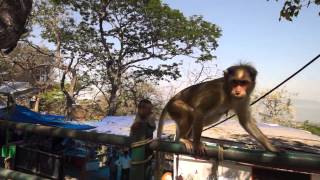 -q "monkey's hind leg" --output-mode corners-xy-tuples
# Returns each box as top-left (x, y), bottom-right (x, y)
(168, 99), (194, 154)
(178, 108), (197, 154)
(178, 118), (194, 154)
